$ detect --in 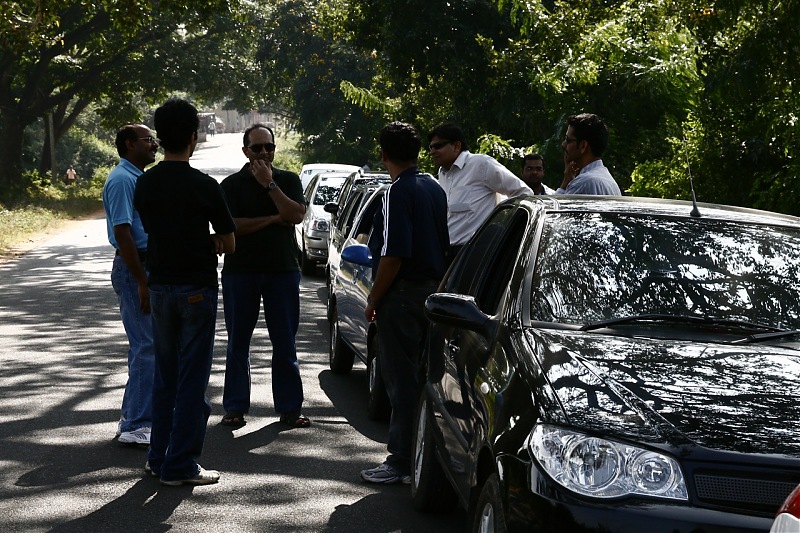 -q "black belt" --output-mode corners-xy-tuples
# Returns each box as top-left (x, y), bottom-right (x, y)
(115, 248), (147, 263)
